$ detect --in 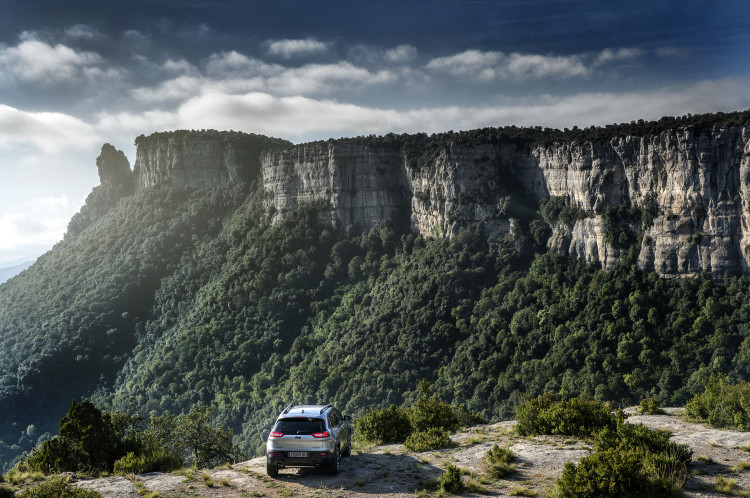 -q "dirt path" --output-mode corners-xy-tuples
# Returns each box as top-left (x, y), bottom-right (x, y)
(60, 409), (750, 497)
